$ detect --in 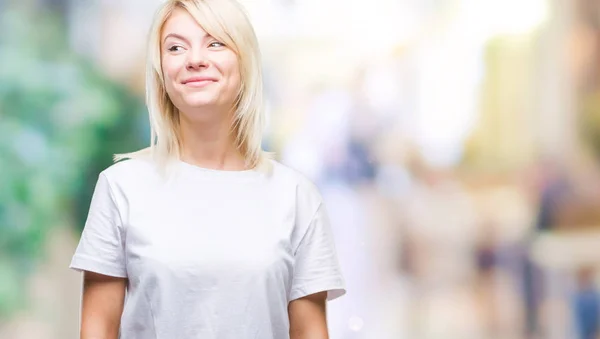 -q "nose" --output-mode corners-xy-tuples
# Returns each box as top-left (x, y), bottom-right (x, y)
(186, 48), (208, 71)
